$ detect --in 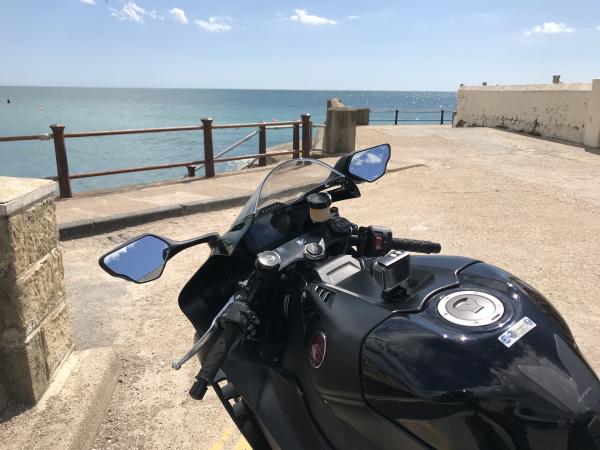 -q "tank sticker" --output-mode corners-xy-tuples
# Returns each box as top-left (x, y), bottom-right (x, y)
(498, 317), (536, 348)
